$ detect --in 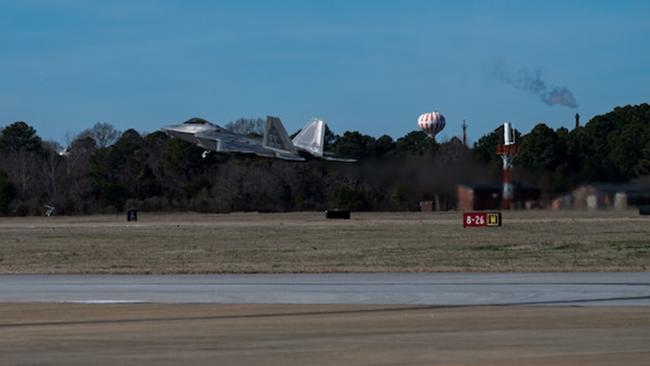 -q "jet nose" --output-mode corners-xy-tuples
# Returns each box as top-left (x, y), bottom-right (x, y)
(160, 124), (182, 133)
(160, 124), (197, 144)
(160, 124), (189, 139)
